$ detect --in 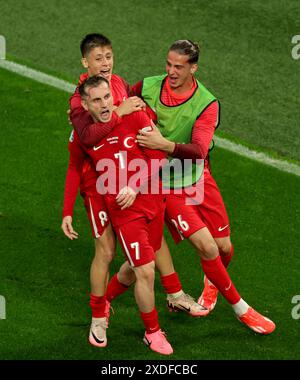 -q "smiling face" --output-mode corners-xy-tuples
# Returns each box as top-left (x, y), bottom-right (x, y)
(166, 50), (198, 93)
(81, 45), (114, 81)
(81, 81), (113, 123)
